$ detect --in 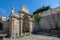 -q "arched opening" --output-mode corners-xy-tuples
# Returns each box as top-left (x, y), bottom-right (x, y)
(0, 22), (3, 30)
(23, 15), (30, 33)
